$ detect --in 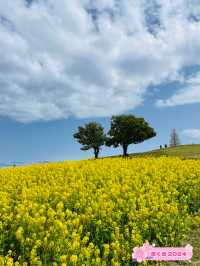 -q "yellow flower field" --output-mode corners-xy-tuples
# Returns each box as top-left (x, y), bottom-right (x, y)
(0, 157), (200, 265)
